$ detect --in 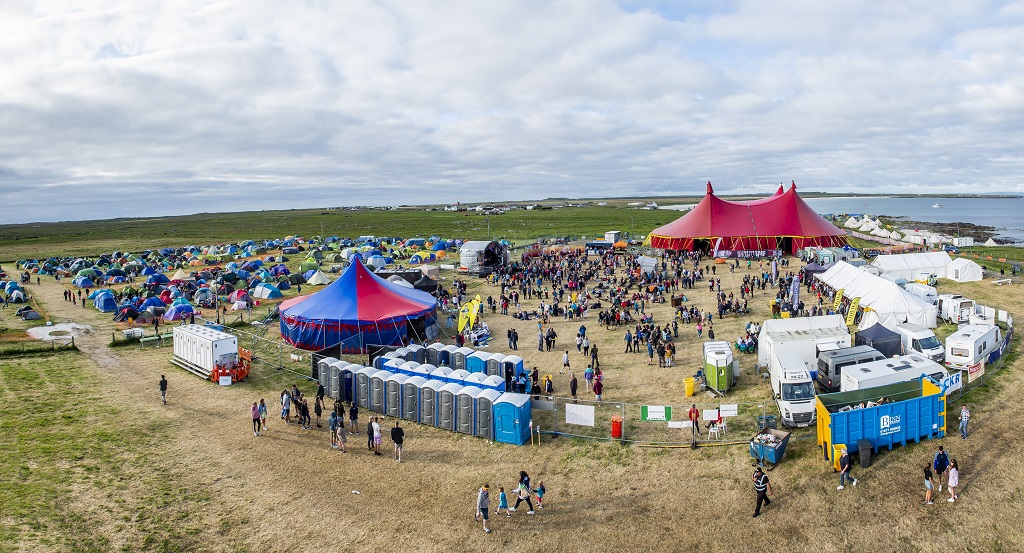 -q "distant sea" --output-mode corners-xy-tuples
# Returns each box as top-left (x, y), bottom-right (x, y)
(664, 196), (1024, 243)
